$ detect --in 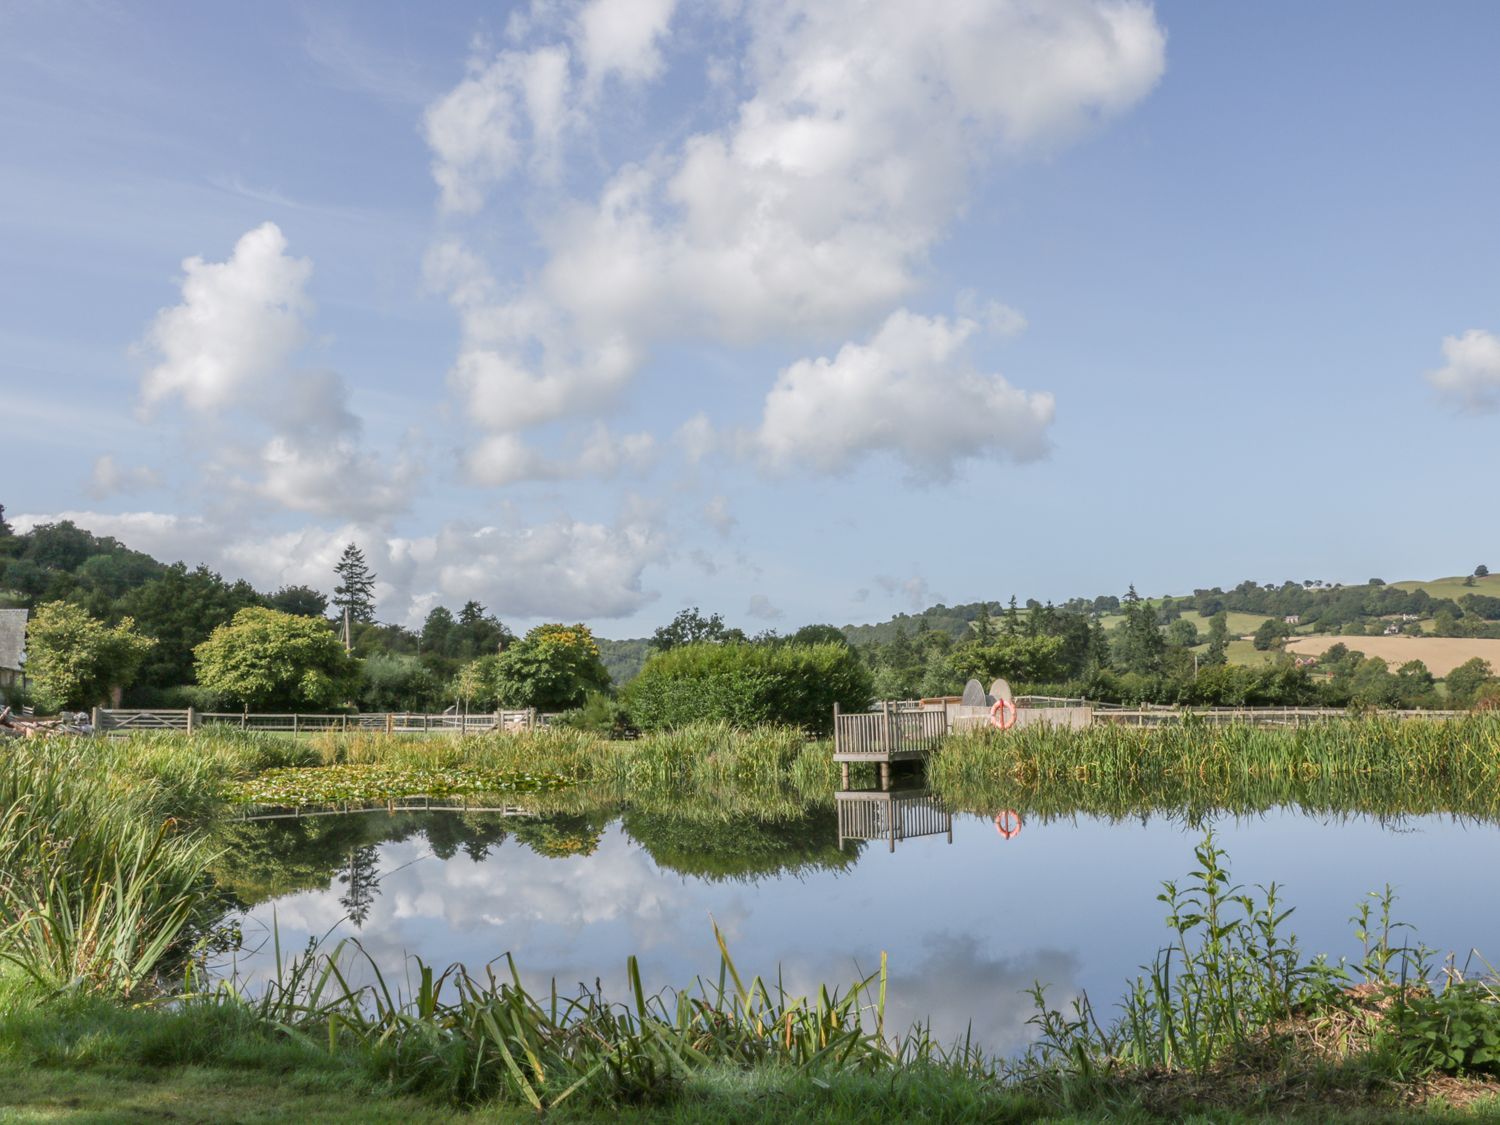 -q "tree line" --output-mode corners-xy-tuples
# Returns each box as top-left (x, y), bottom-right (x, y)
(2, 506), (1495, 718)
